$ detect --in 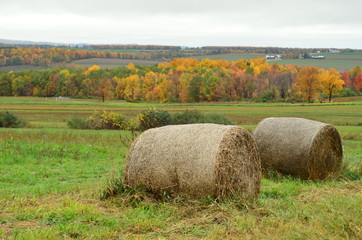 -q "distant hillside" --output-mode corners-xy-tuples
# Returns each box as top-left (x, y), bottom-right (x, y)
(0, 38), (64, 46)
(0, 39), (90, 48)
